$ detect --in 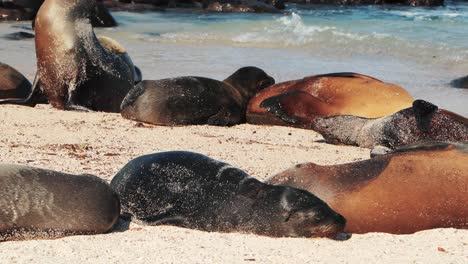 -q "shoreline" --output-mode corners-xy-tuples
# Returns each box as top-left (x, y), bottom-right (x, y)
(0, 104), (466, 263)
